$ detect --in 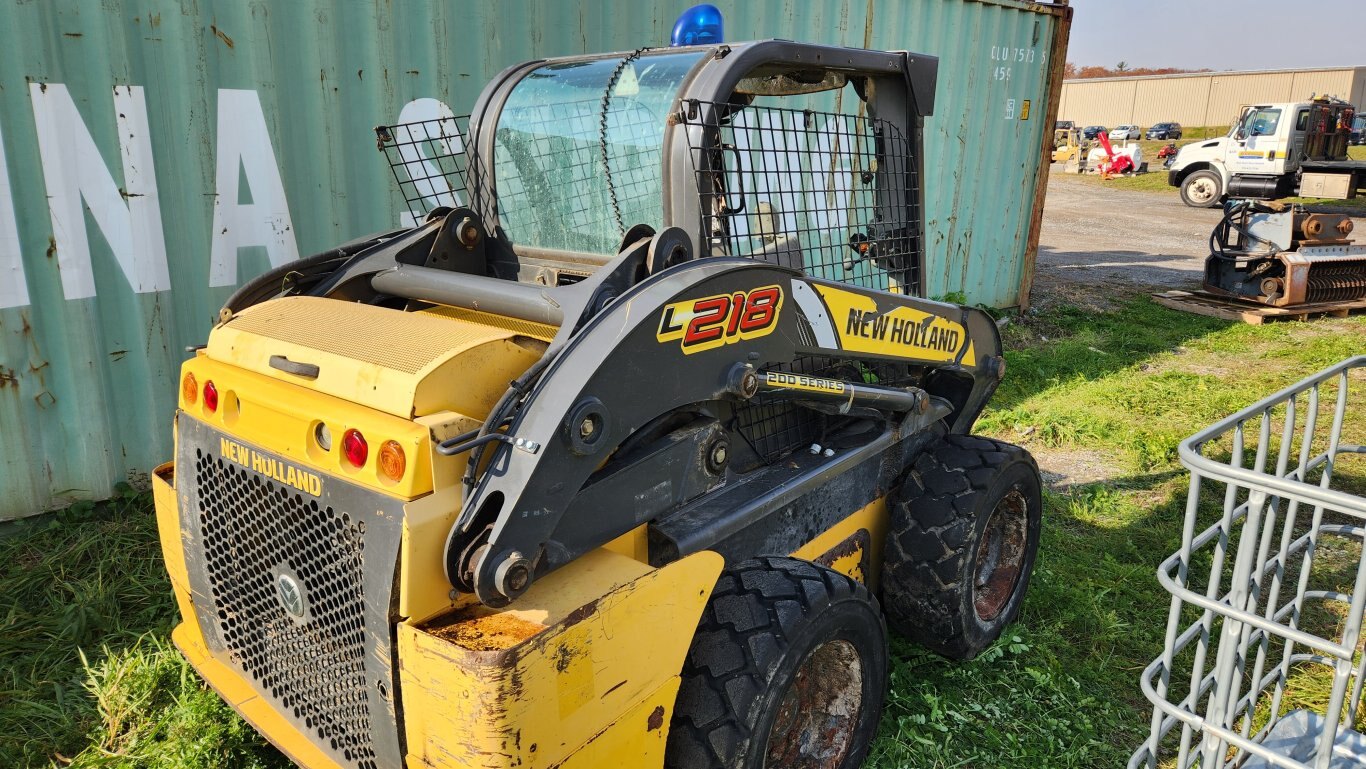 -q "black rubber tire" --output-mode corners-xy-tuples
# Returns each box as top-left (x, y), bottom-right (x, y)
(1180, 169), (1224, 208)
(880, 434), (1042, 661)
(665, 557), (888, 769)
